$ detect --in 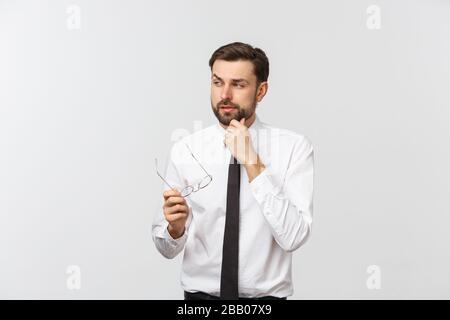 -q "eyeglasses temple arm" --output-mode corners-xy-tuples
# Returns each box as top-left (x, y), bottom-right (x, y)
(155, 158), (175, 190)
(184, 143), (212, 177)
